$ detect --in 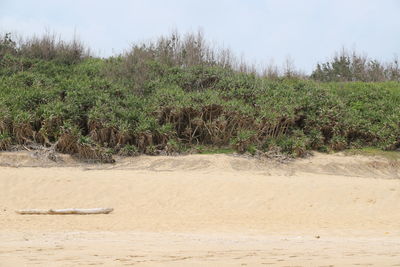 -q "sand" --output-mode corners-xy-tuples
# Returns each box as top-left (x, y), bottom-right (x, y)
(0, 152), (400, 266)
